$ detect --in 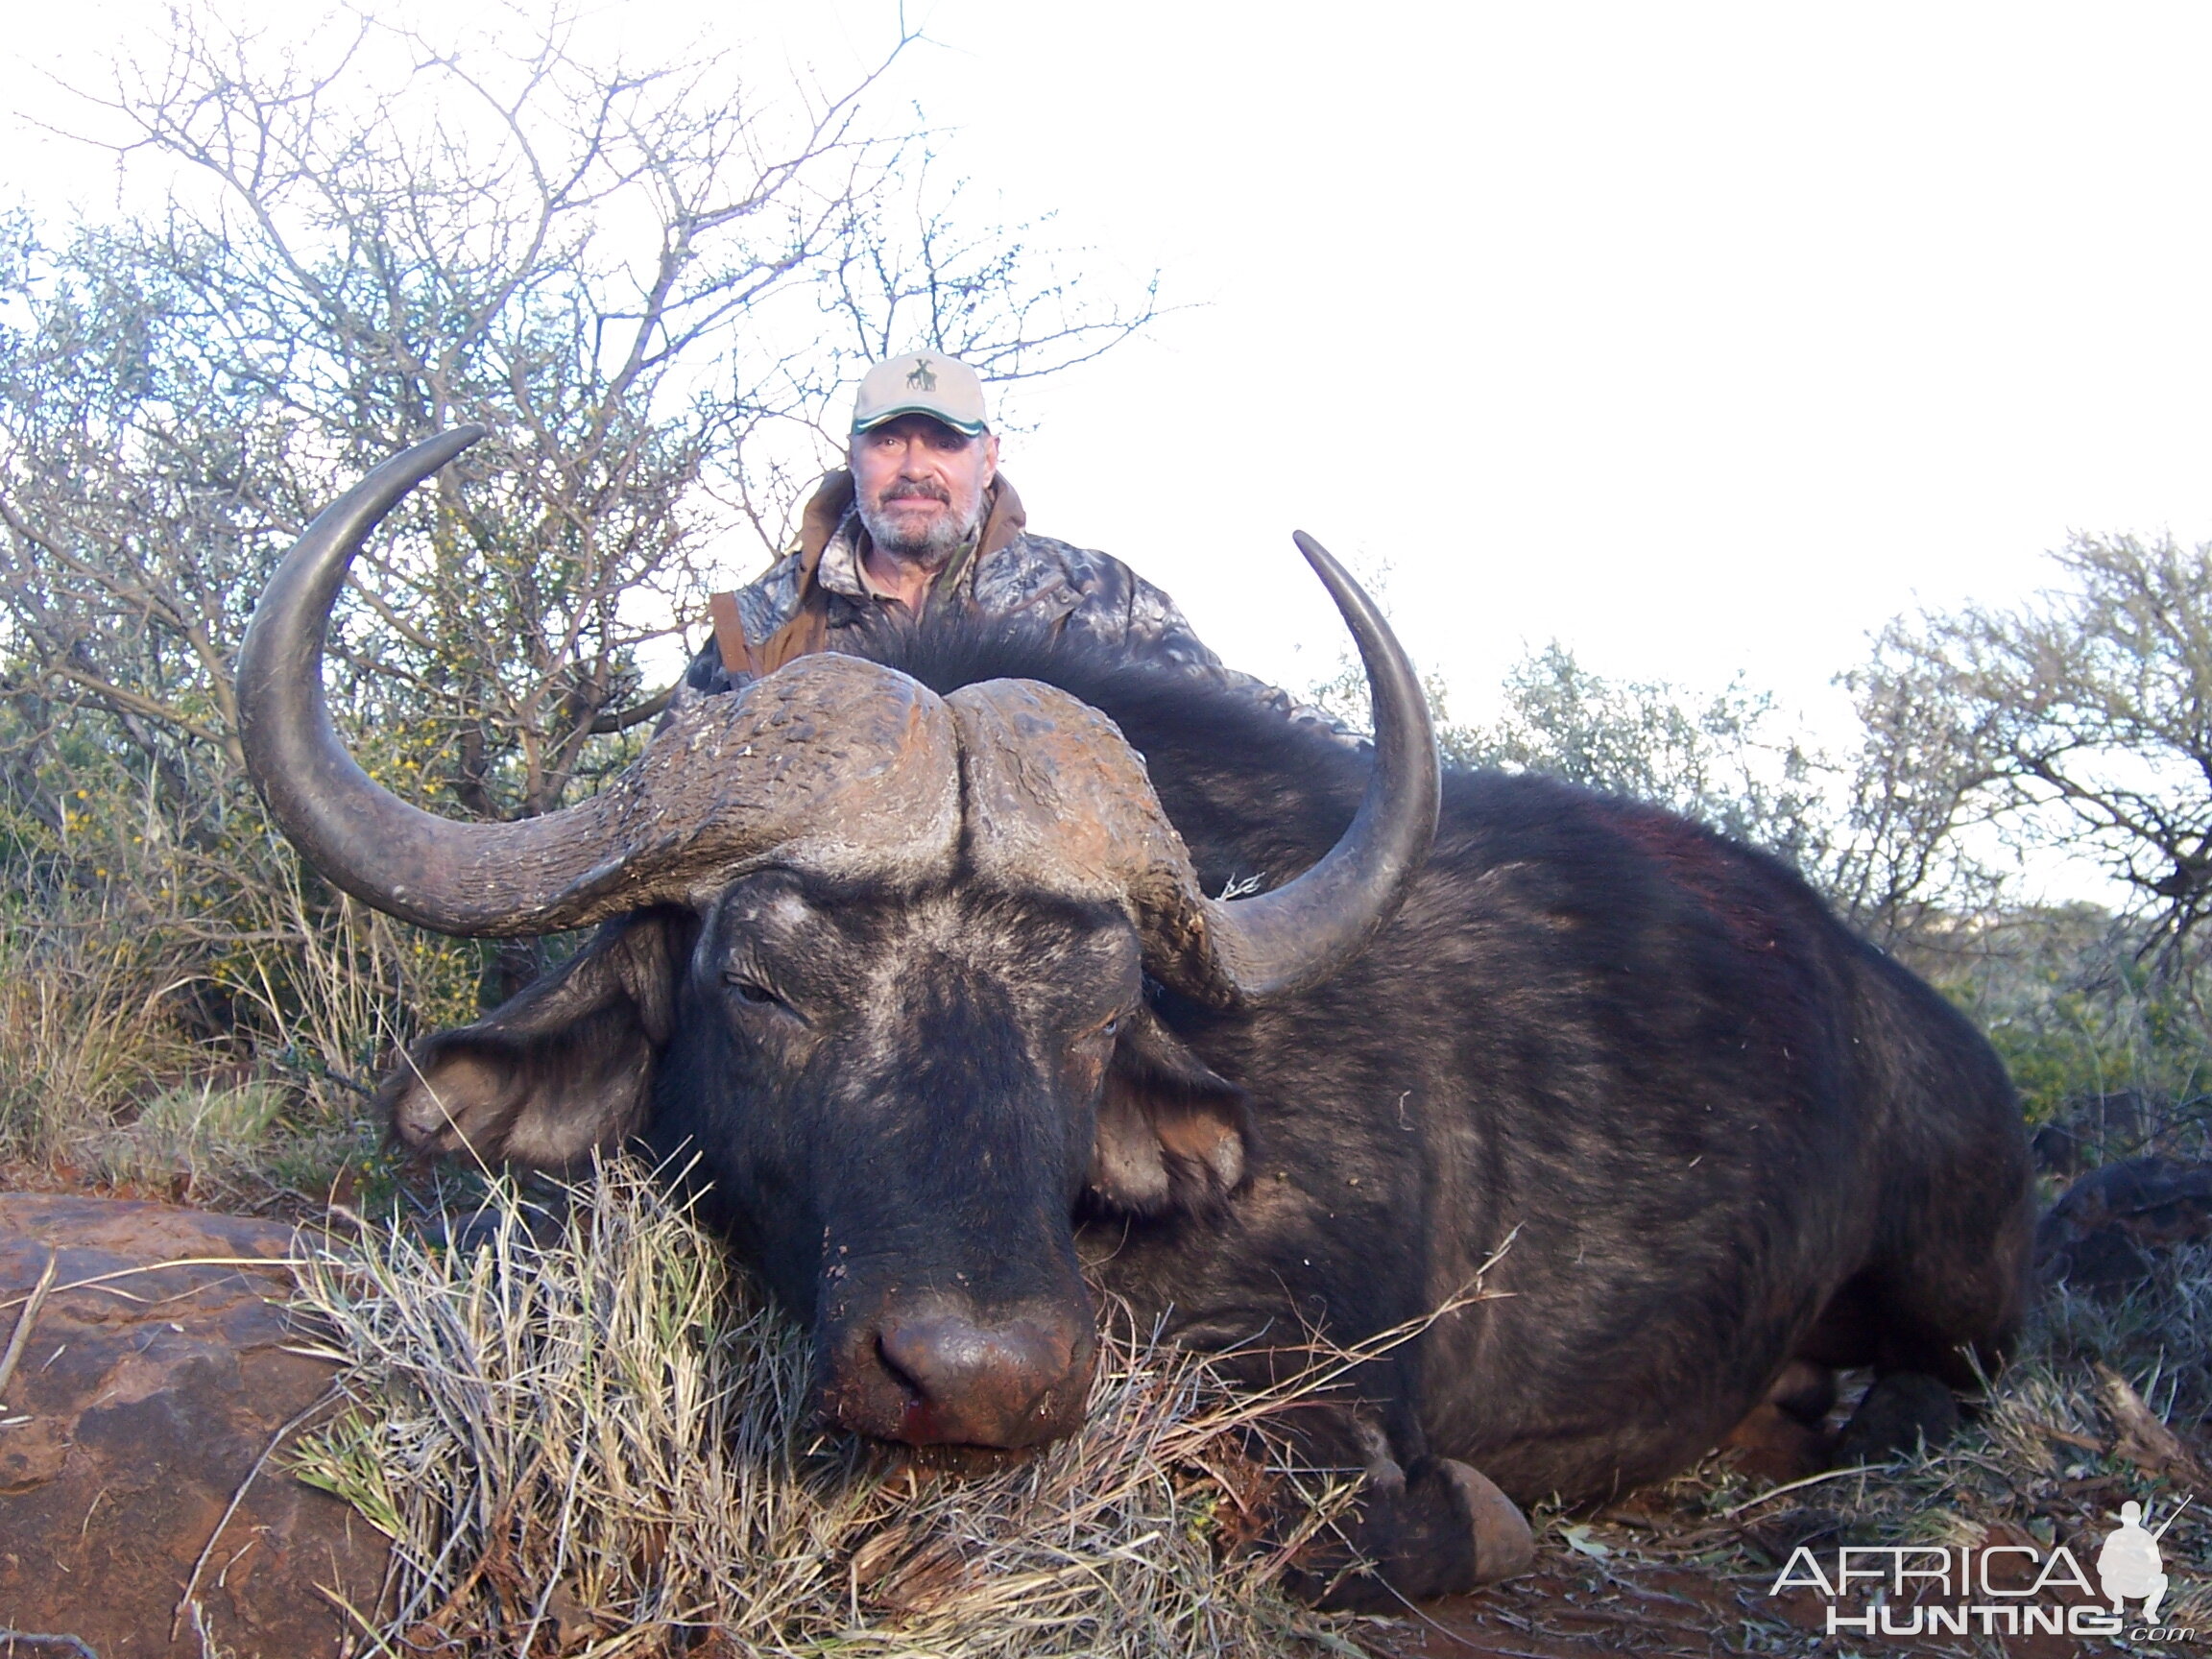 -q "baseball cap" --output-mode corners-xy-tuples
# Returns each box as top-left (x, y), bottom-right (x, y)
(851, 351), (991, 437)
